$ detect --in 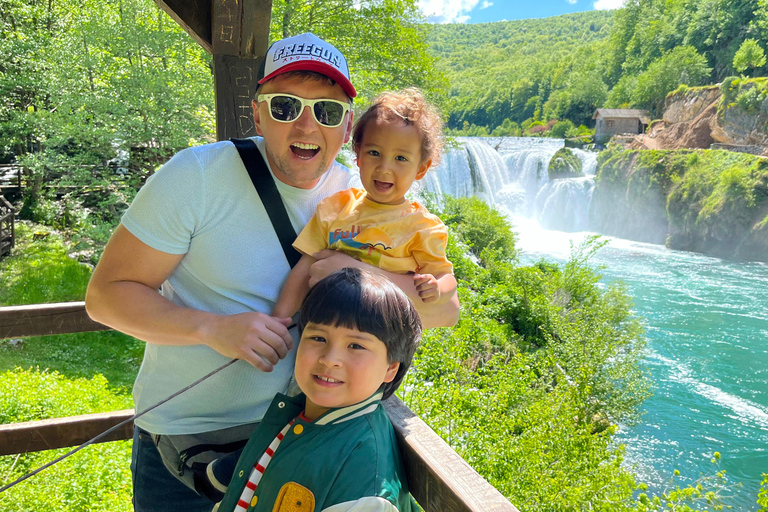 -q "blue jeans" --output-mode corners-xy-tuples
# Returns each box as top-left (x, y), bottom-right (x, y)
(131, 426), (216, 512)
